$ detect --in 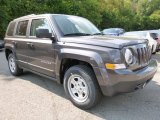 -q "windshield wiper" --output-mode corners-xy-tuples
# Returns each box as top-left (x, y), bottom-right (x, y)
(92, 32), (103, 35)
(64, 33), (91, 36)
